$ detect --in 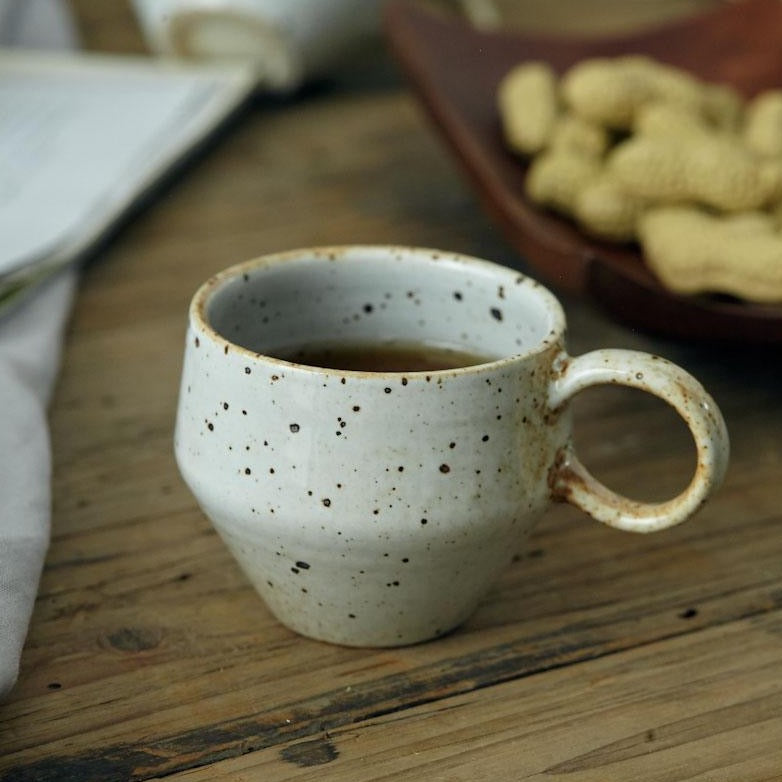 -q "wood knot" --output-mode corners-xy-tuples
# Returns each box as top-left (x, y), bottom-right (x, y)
(104, 627), (162, 653)
(280, 737), (339, 767)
